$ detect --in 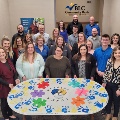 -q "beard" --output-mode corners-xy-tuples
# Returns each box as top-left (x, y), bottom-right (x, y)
(18, 30), (23, 34)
